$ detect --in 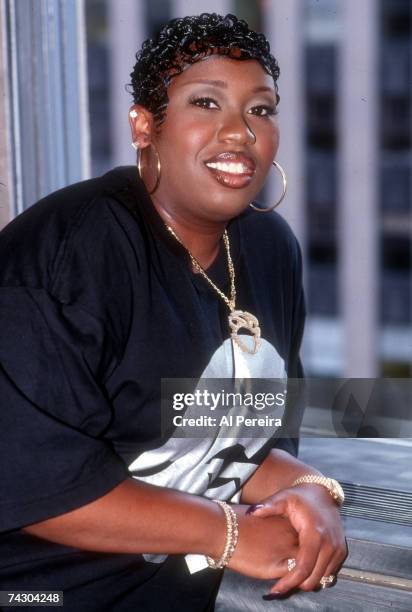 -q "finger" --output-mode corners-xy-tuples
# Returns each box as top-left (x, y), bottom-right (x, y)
(300, 532), (348, 591)
(320, 538), (348, 585)
(321, 534), (348, 574)
(298, 539), (335, 591)
(267, 526), (321, 595)
(246, 494), (287, 518)
(266, 548), (299, 580)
